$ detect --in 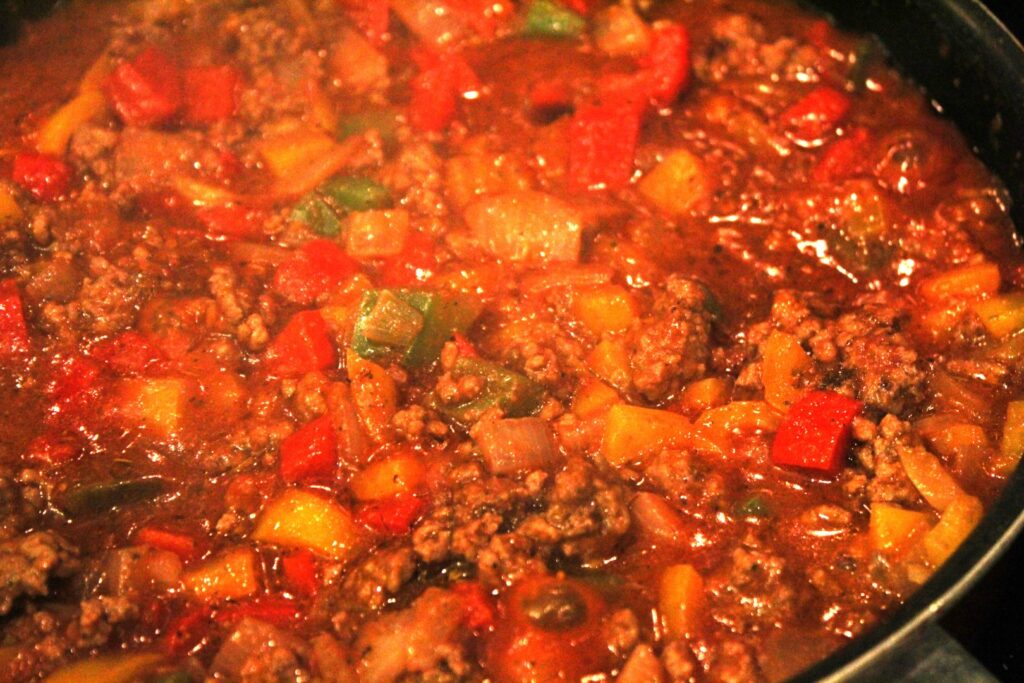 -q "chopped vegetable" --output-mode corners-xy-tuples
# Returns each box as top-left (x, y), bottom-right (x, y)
(869, 503), (931, 557)
(0, 184), (22, 224)
(352, 289), (480, 367)
(602, 404), (691, 466)
(0, 278), (29, 358)
(465, 190), (583, 262)
(281, 550), (320, 597)
(116, 377), (189, 437)
(259, 129), (357, 197)
(474, 417), (558, 473)
(922, 493), (983, 566)
(346, 349), (398, 444)
(136, 527), (197, 562)
(355, 494), (427, 535)
(350, 451), (426, 501)
(182, 547), (260, 602)
(592, 4), (650, 57)
(331, 28), (389, 93)
(272, 240), (360, 305)
(265, 310), (337, 377)
(735, 494), (772, 519)
(639, 148), (708, 216)
(992, 400), (1024, 477)
(585, 338), (632, 391)
(779, 86), (851, 144)
(337, 107), (402, 148)
(36, 90), (107, 155)
(761, 331), (812, 411)
(571, 284), (637, 335)
(183, 65), (240, 124)
(642, 21), (692, 105)
(291, 195), (343, 236)
(105, 46), (183, 127)
(571, 378), (620, 418)
(679, 377), (730, 415)
(445, 151), (532, 209)
(630, 491), (687, 544)
(434, 357), (545, 425)
(253, 488), (362, 561)
(693, 400), (782, 453)
(61, 476), (171, 516)
(322, 176), (392, 212)
(11, 152), (71, 202)
(280, 415), (338, 483)
(43, 653), (164, 683)
(195, 205), (268, 240)
(409, 50), (478, 132)
(346, 208), (410, 259)
(521, 0), (586, 39)
(658, 563), (705, 639)
(390, 0), (475, 46)
(569, 102), (640, 191)
(920, 262), (1001, 303)
(898, 440), (964, 512)
(971, 293), (1024, 339)
(770, 391), (862, 472)
(812, 127), (871, 183)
